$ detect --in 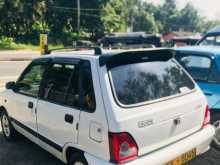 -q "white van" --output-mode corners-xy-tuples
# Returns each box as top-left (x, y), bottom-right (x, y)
(0, 49), (215, 165)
